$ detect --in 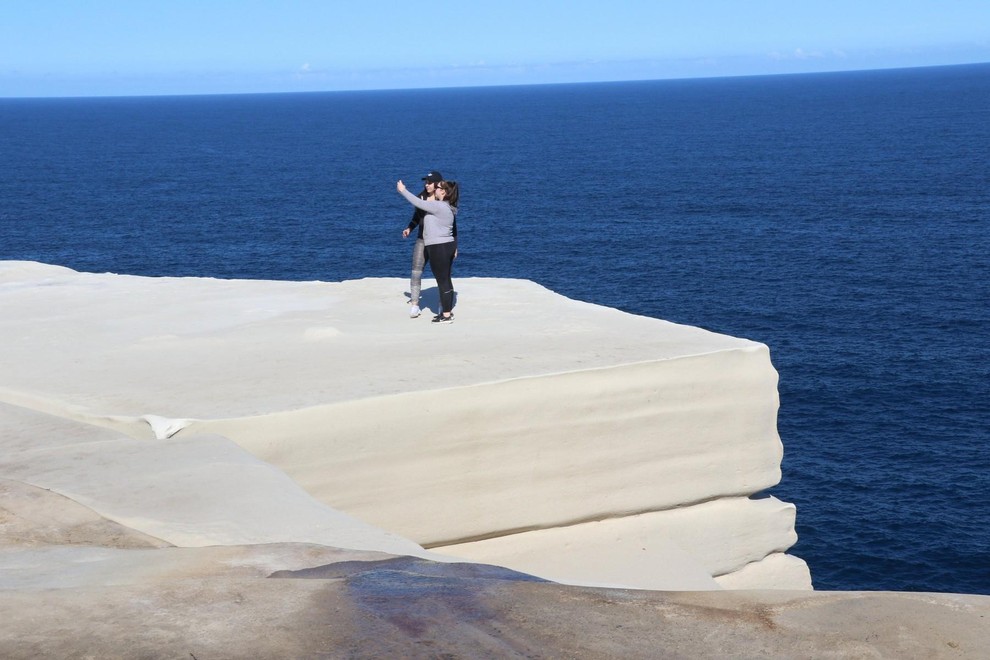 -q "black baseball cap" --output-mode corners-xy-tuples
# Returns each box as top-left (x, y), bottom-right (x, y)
(422, 171), (443, 183)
